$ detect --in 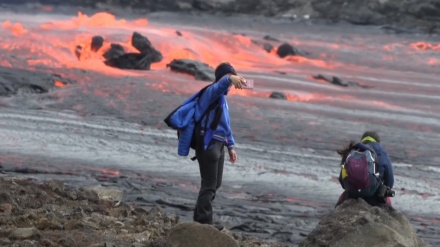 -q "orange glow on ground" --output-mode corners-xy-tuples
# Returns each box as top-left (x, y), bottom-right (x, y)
(411, 42), (440, 50)
(371, 101), (401, 110)
(286, 55), (333, 69)
(2, 21), (28, 36)
(428, 58), (439, 65)
(101, 169), (121, 176)
(54, 80), (65, 87)
(0, 11), (336, 78)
